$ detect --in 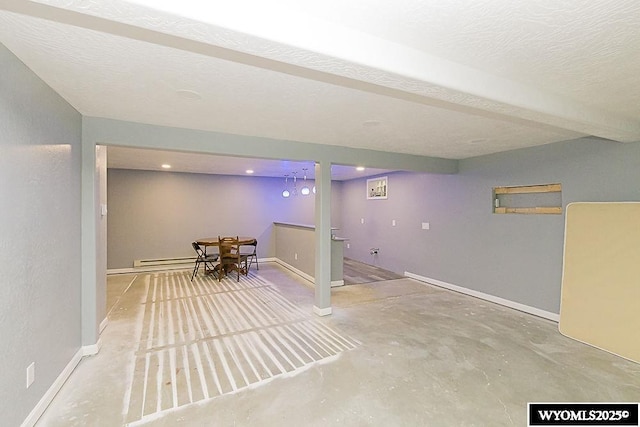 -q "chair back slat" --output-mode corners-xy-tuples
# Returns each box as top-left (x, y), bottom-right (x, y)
(218, 236), (249, 281)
